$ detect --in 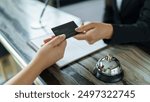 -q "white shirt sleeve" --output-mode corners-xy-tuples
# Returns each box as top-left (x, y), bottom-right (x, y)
(116, 0), (123, 11)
